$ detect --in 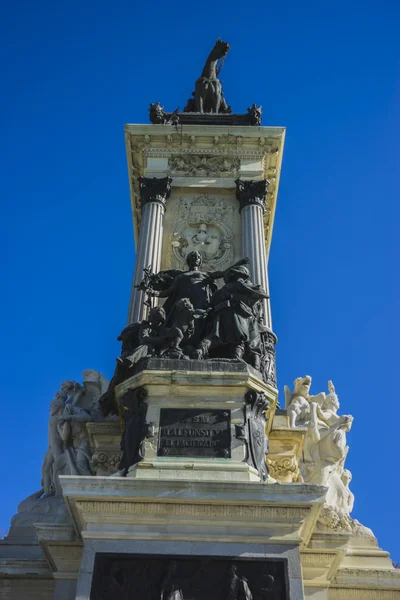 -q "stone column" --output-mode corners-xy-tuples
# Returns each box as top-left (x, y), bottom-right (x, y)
(127, 176), (172, 324)
(235, 178), (272, 327)
(236, 178), (278, 390)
